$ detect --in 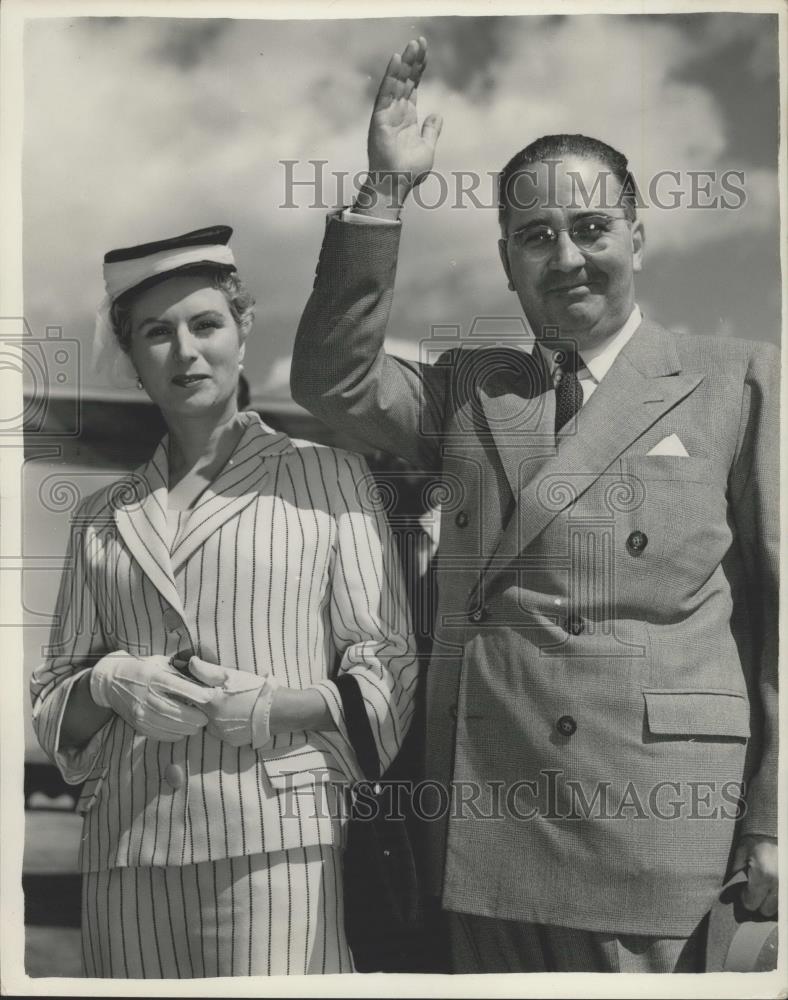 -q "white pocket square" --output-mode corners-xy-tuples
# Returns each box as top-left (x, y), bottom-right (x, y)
(647, 434), (690, 457)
